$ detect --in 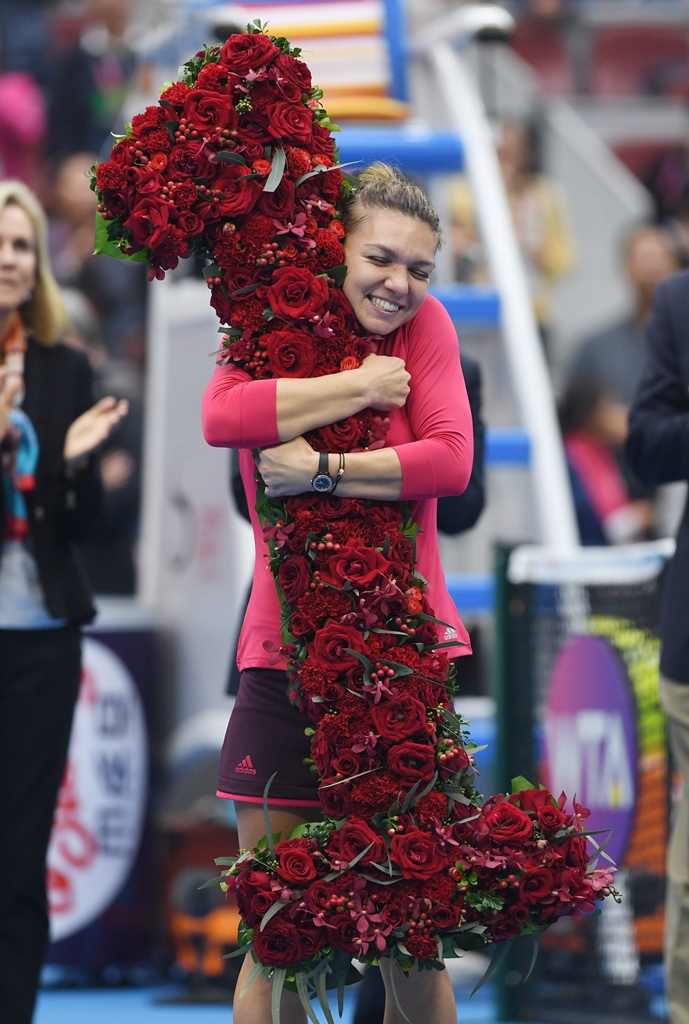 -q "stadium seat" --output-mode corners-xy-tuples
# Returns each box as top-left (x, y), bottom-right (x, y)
(591, 25), (689, 97)
(509, 20), (575, 95)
